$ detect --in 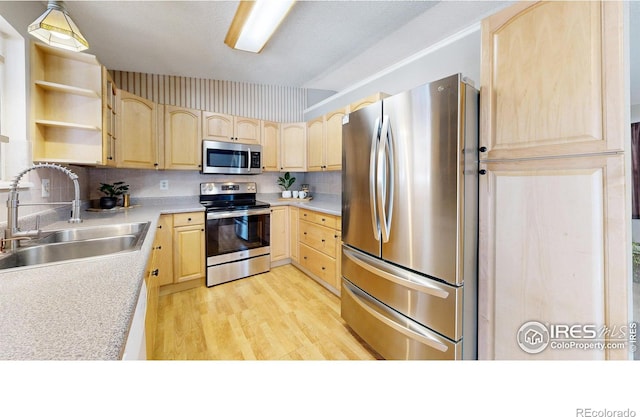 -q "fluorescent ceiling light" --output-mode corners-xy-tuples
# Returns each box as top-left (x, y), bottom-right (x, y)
(225, 0), (296, 53)
(28, 0), (89, 52)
